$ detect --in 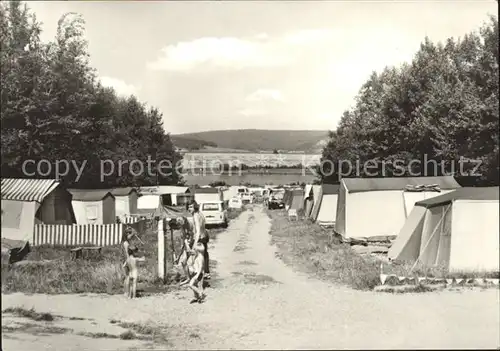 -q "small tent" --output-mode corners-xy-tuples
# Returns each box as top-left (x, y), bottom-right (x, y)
(288, 189), (305, 211)
(306, 185), (322, 219)
(335, 176), (462, 240)
(388, 187), (499, 273)
(2, 178), (76, 242)
(111, 187), (138, 219)
(310, 184), (340, 222)
(69, 189), (116, 224)
(312, 184), (340, 226)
